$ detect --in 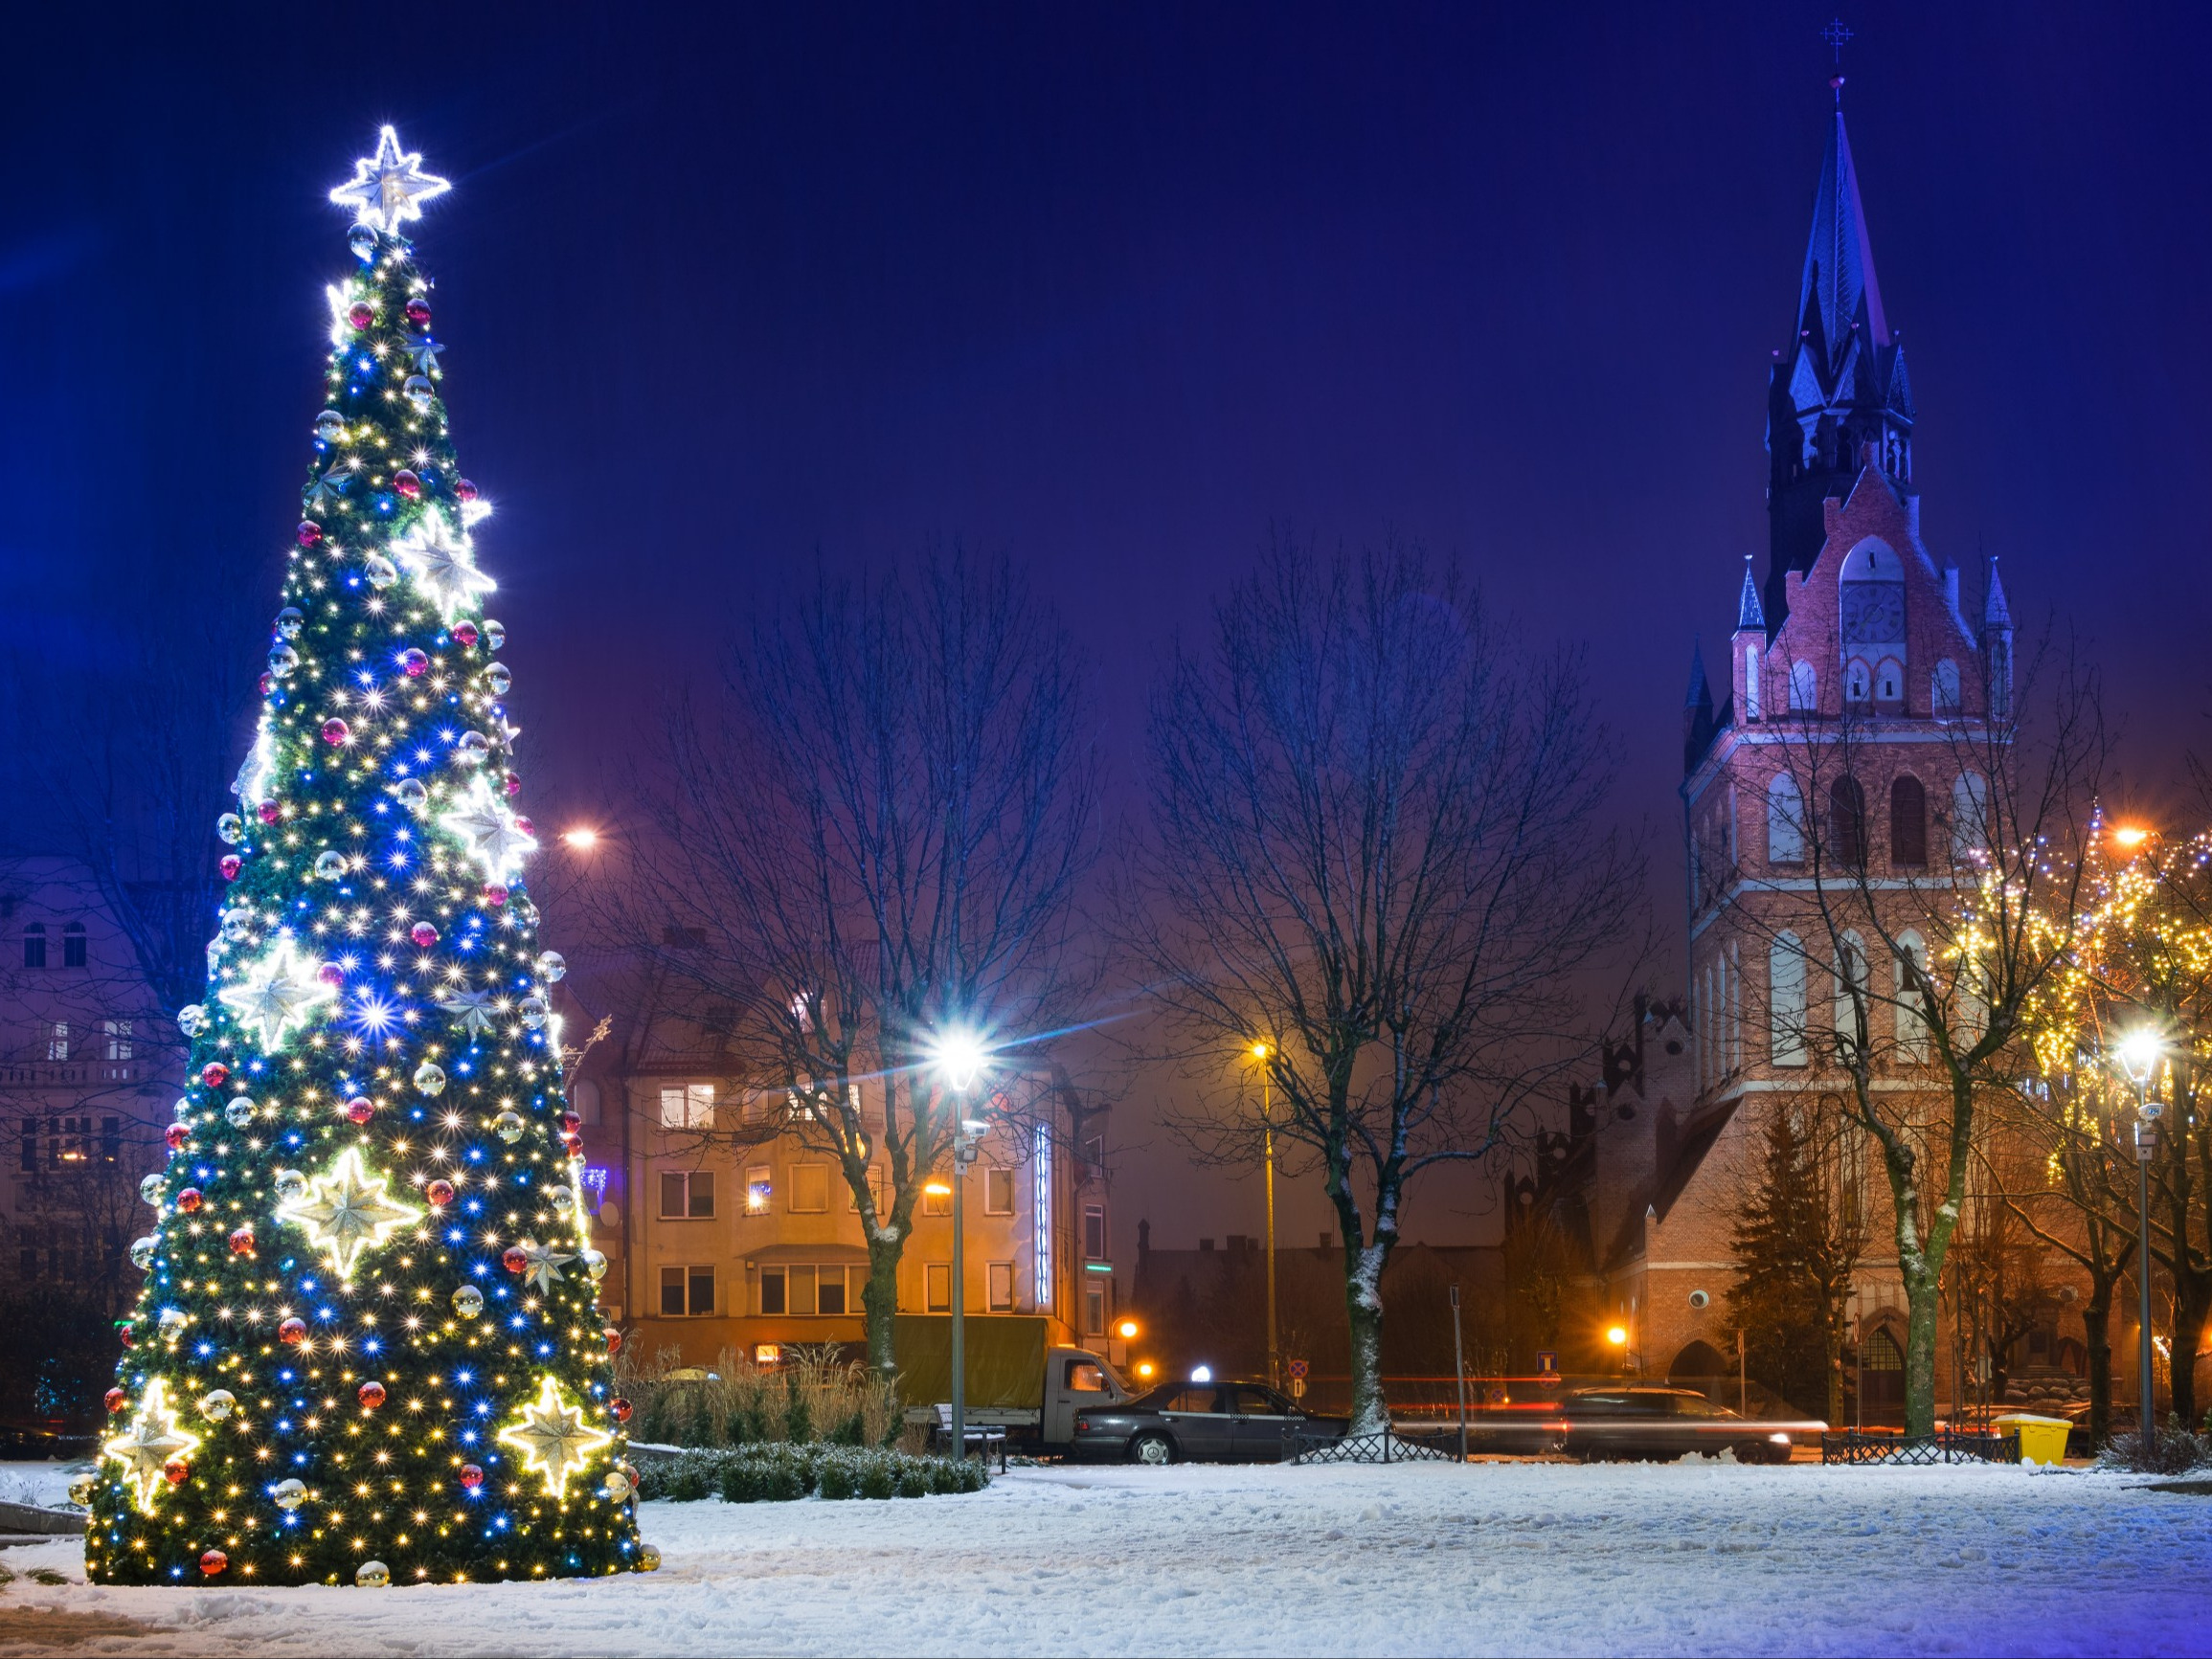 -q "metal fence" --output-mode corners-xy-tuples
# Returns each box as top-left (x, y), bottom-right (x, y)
(1291, 1428), (1456, 1465)
(1818, 1428), (2019, 1466)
